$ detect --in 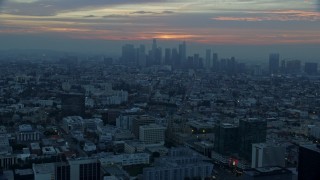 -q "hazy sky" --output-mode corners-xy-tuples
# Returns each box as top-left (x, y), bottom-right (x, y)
(0, 0), (320, 60)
